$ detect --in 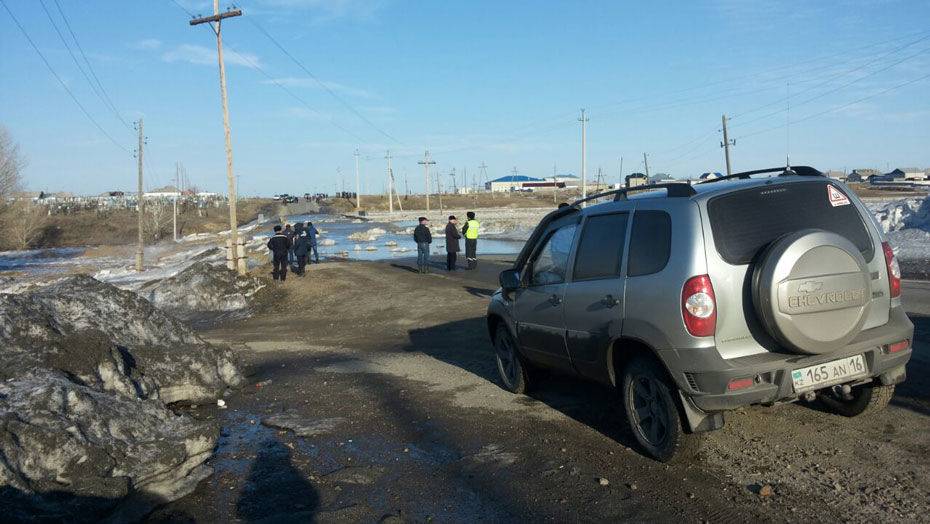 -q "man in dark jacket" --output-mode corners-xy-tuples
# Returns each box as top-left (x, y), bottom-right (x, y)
(412, 217), (432, 273)
(267, 225), (292, 281)
(306, 221), (319, 264)
(292, 231), (309, 276)
(284, 224), (296, 265)
(444, 215), (461, 271)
